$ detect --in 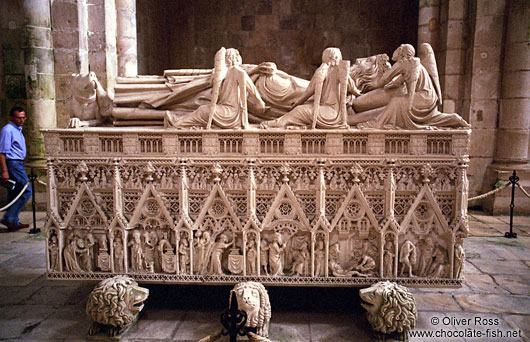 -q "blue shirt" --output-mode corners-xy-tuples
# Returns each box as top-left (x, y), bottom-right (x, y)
(0, 122), (26, 160)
